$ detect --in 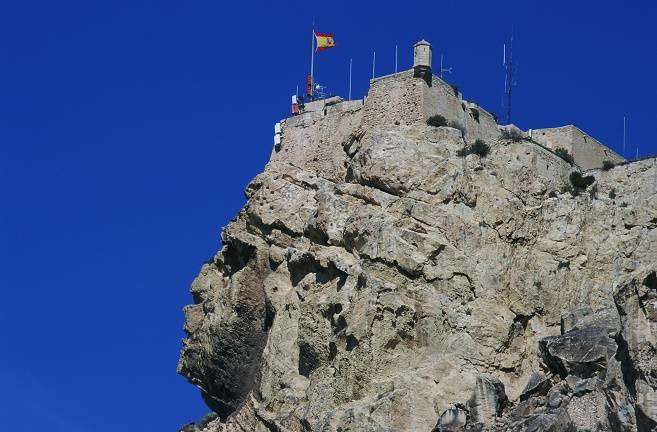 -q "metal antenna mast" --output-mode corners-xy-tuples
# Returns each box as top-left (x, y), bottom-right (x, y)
(440, 54), (452, 79)
(623, 115), (627, 157)
(348, 58), (353, 100)
(395, 45), (398, 73)
(503, 34), (517, 124)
